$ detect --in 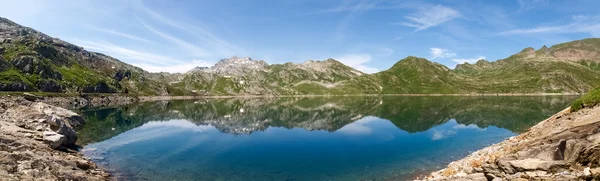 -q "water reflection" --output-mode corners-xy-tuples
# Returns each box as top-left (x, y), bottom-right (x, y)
(77, 96), (575, 144)
(78, 96), (576, 180)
